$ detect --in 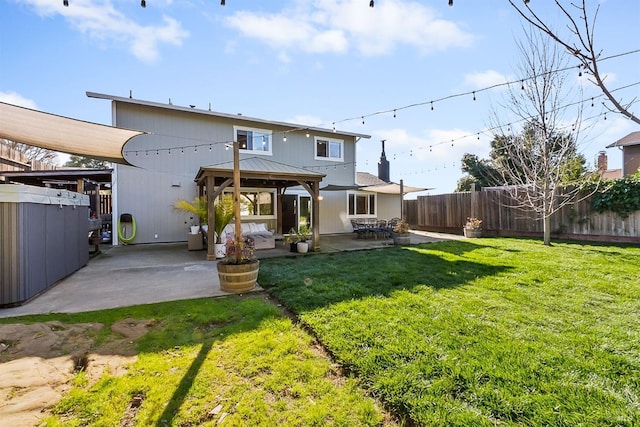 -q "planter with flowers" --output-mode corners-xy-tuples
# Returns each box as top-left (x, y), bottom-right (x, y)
(463, 217), (482, 238)
(217, 235), (259, 293)
(295, 225), (312, 253)
(392, 219), (411, 245)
